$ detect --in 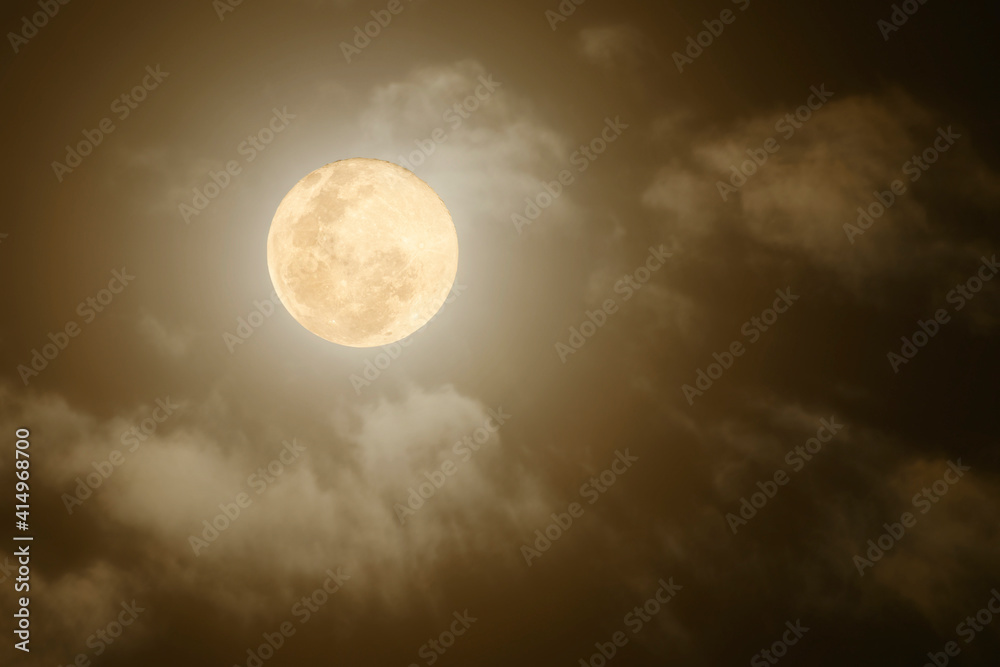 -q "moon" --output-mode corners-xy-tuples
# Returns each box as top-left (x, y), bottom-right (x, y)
(267, 158), (458, 347)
